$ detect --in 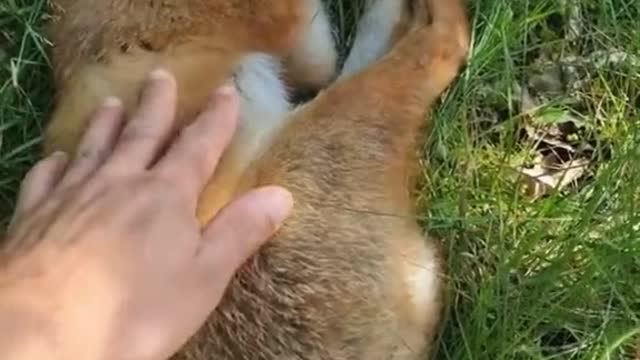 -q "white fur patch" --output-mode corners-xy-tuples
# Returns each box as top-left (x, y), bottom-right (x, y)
(340, 0), (407, 78)
(288, 0), (338, 85)
(405, 247), (440, 311)
(232, 53), (292, 159)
